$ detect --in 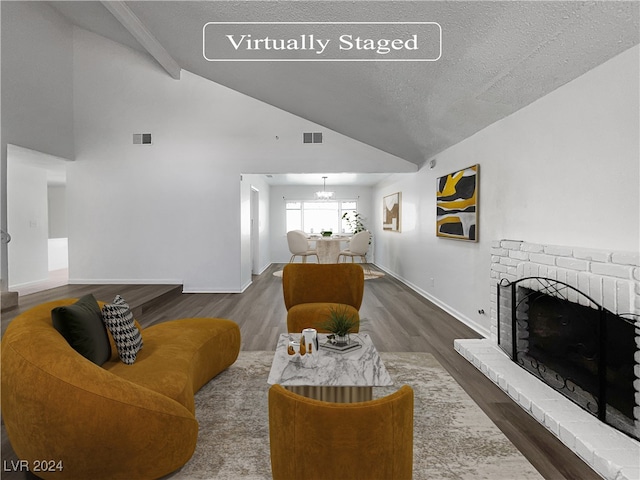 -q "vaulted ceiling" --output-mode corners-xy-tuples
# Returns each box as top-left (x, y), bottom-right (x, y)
(50, 1), (639, 168)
